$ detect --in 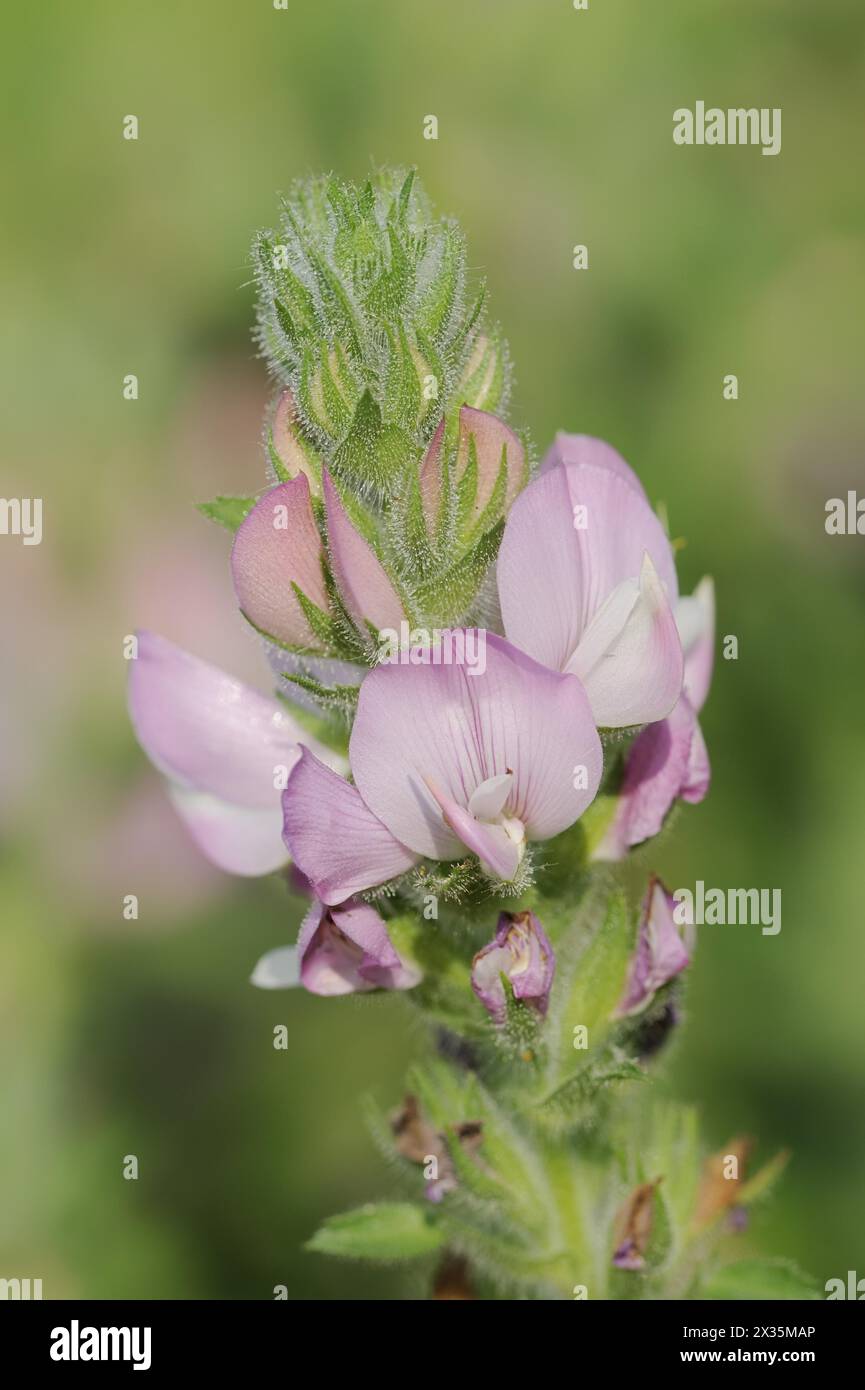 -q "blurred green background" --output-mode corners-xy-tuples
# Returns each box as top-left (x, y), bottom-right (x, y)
(2, 0), (863, 1298)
